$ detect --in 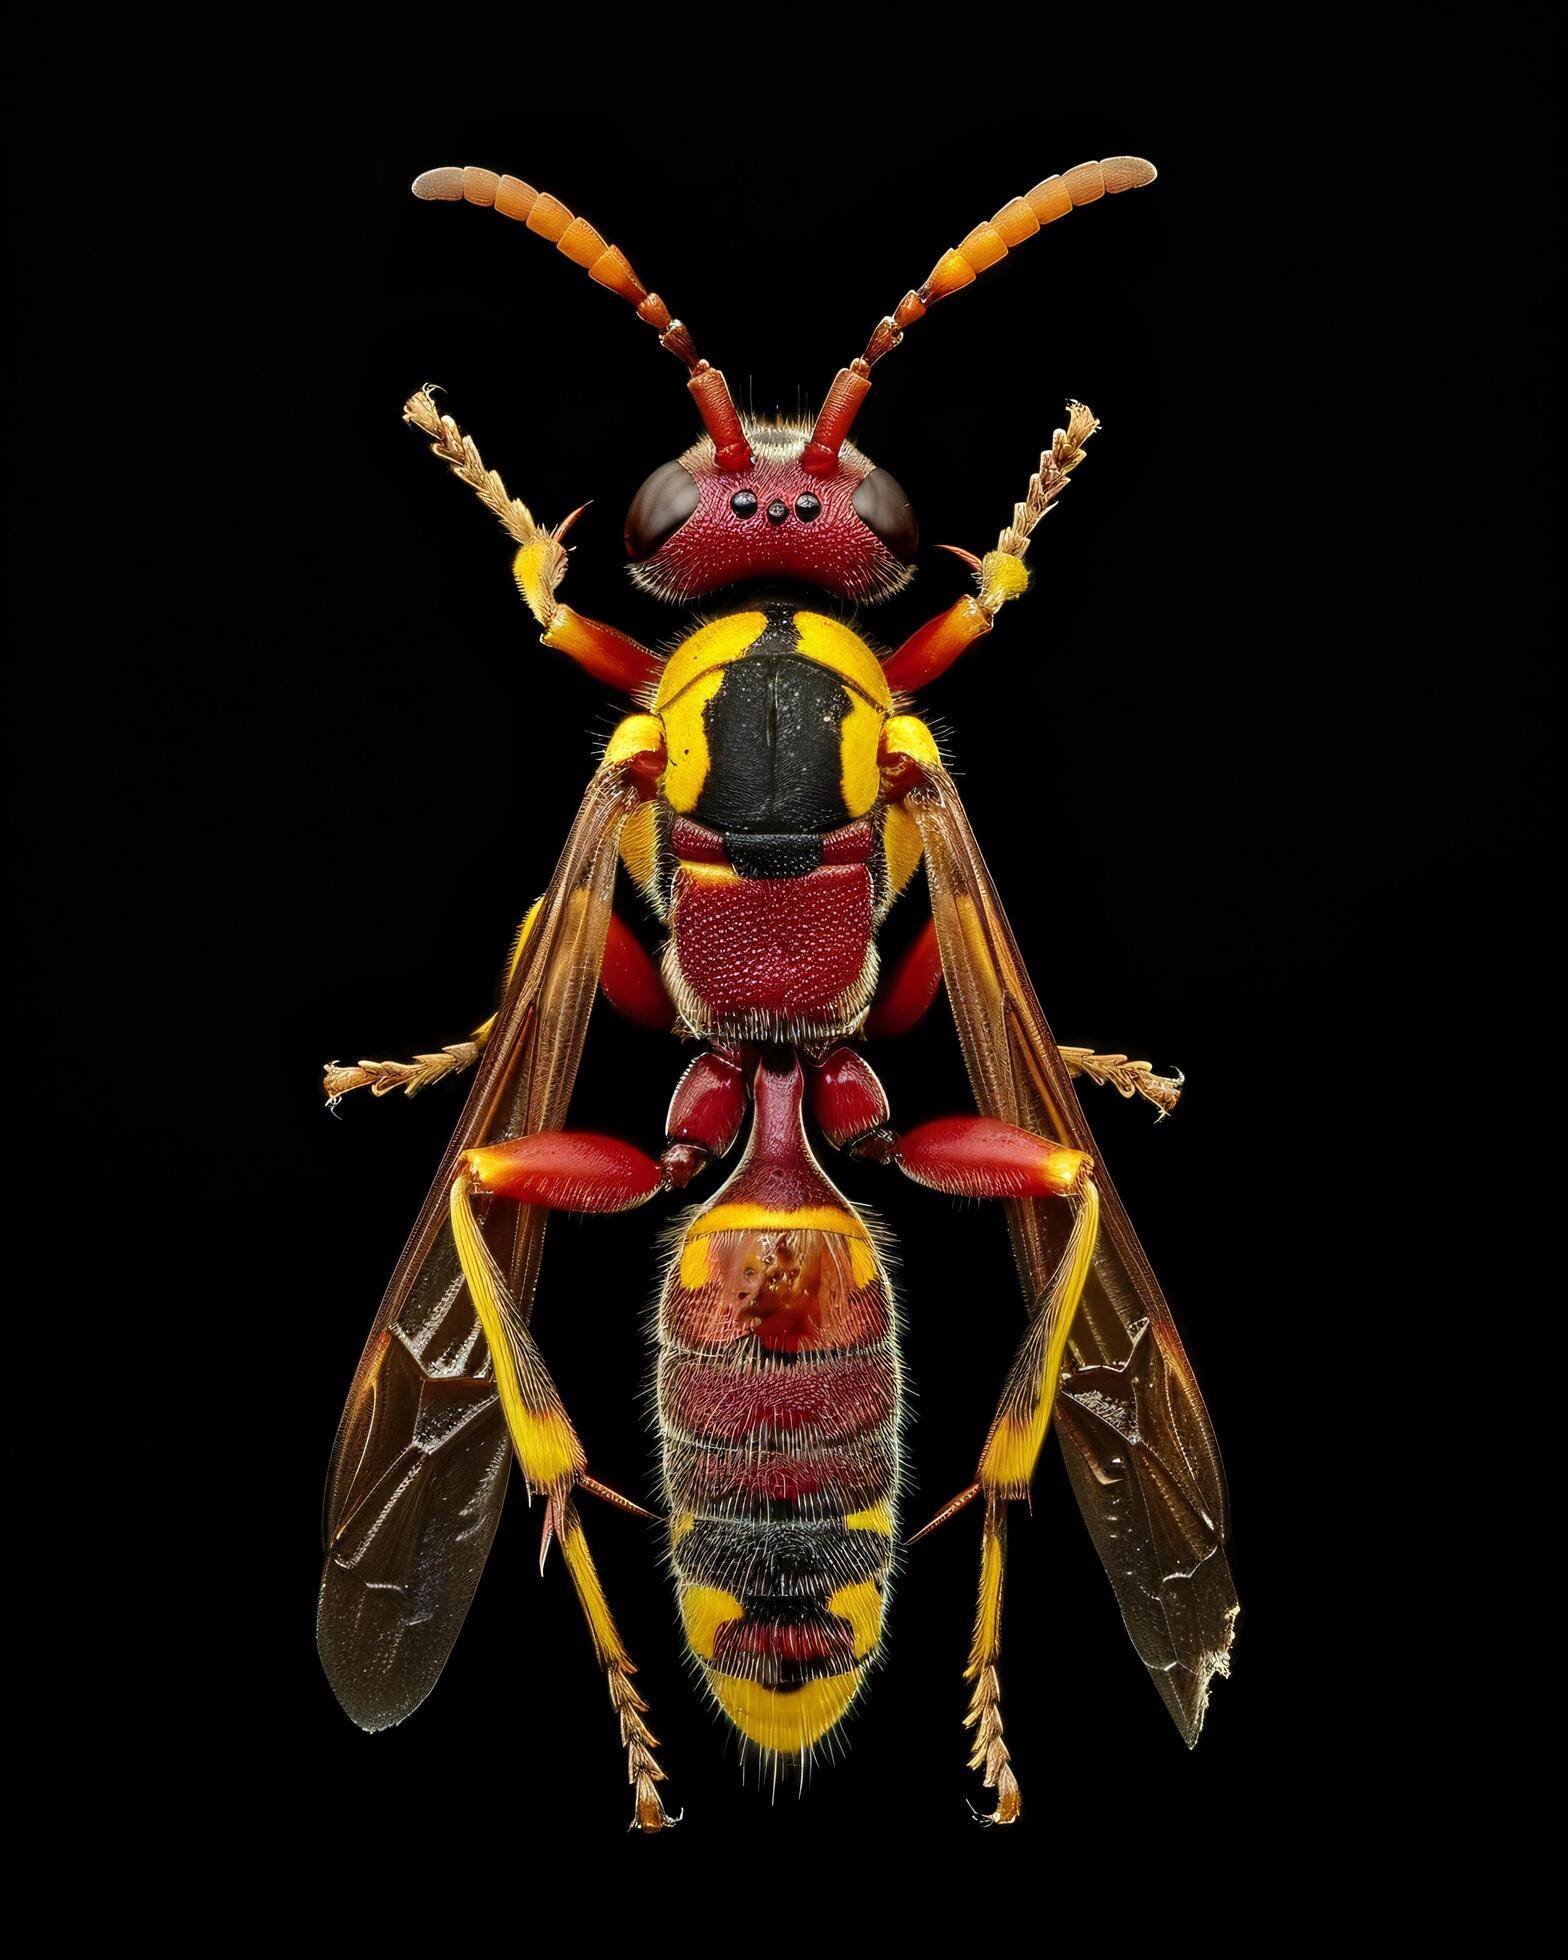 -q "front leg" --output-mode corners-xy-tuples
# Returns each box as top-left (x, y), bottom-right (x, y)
(404, 387), (662, 695)
(882, 403), (1100, 692)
